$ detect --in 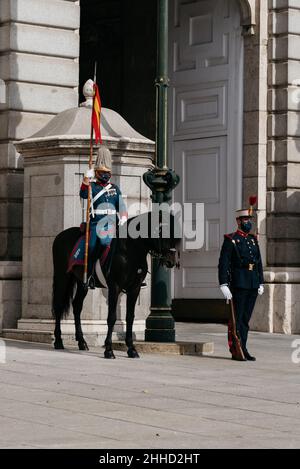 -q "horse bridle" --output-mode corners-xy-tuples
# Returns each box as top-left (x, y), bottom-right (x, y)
(150, 220), (181, 268)
(149, 247), (180, 269)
